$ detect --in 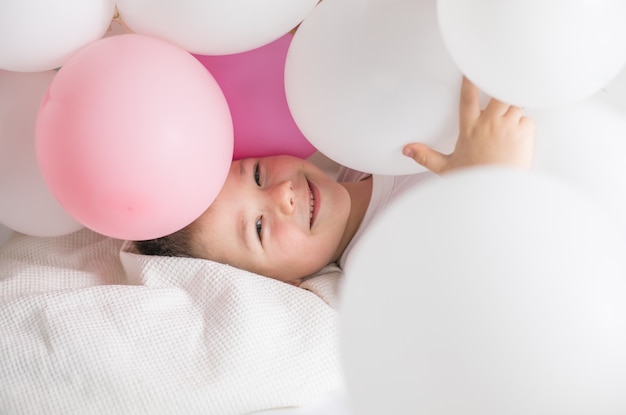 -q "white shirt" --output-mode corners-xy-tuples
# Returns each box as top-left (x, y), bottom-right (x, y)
(337, 169), (437, 269)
